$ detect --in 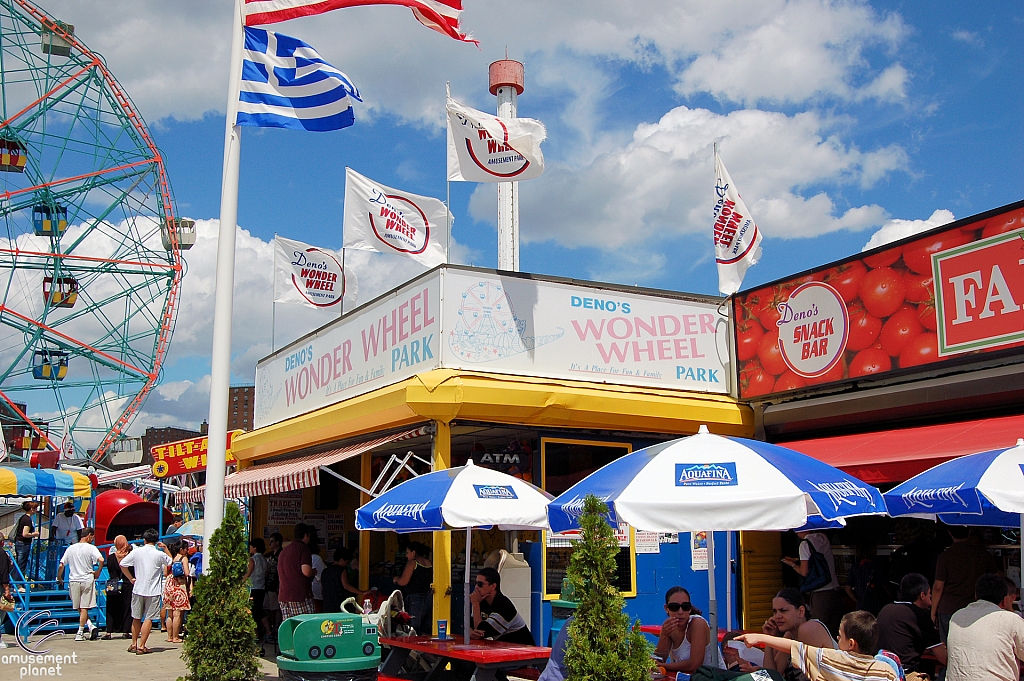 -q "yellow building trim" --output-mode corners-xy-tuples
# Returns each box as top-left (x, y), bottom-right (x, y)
(432, 421), (452, 637)
(233, 369), (753, 463)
